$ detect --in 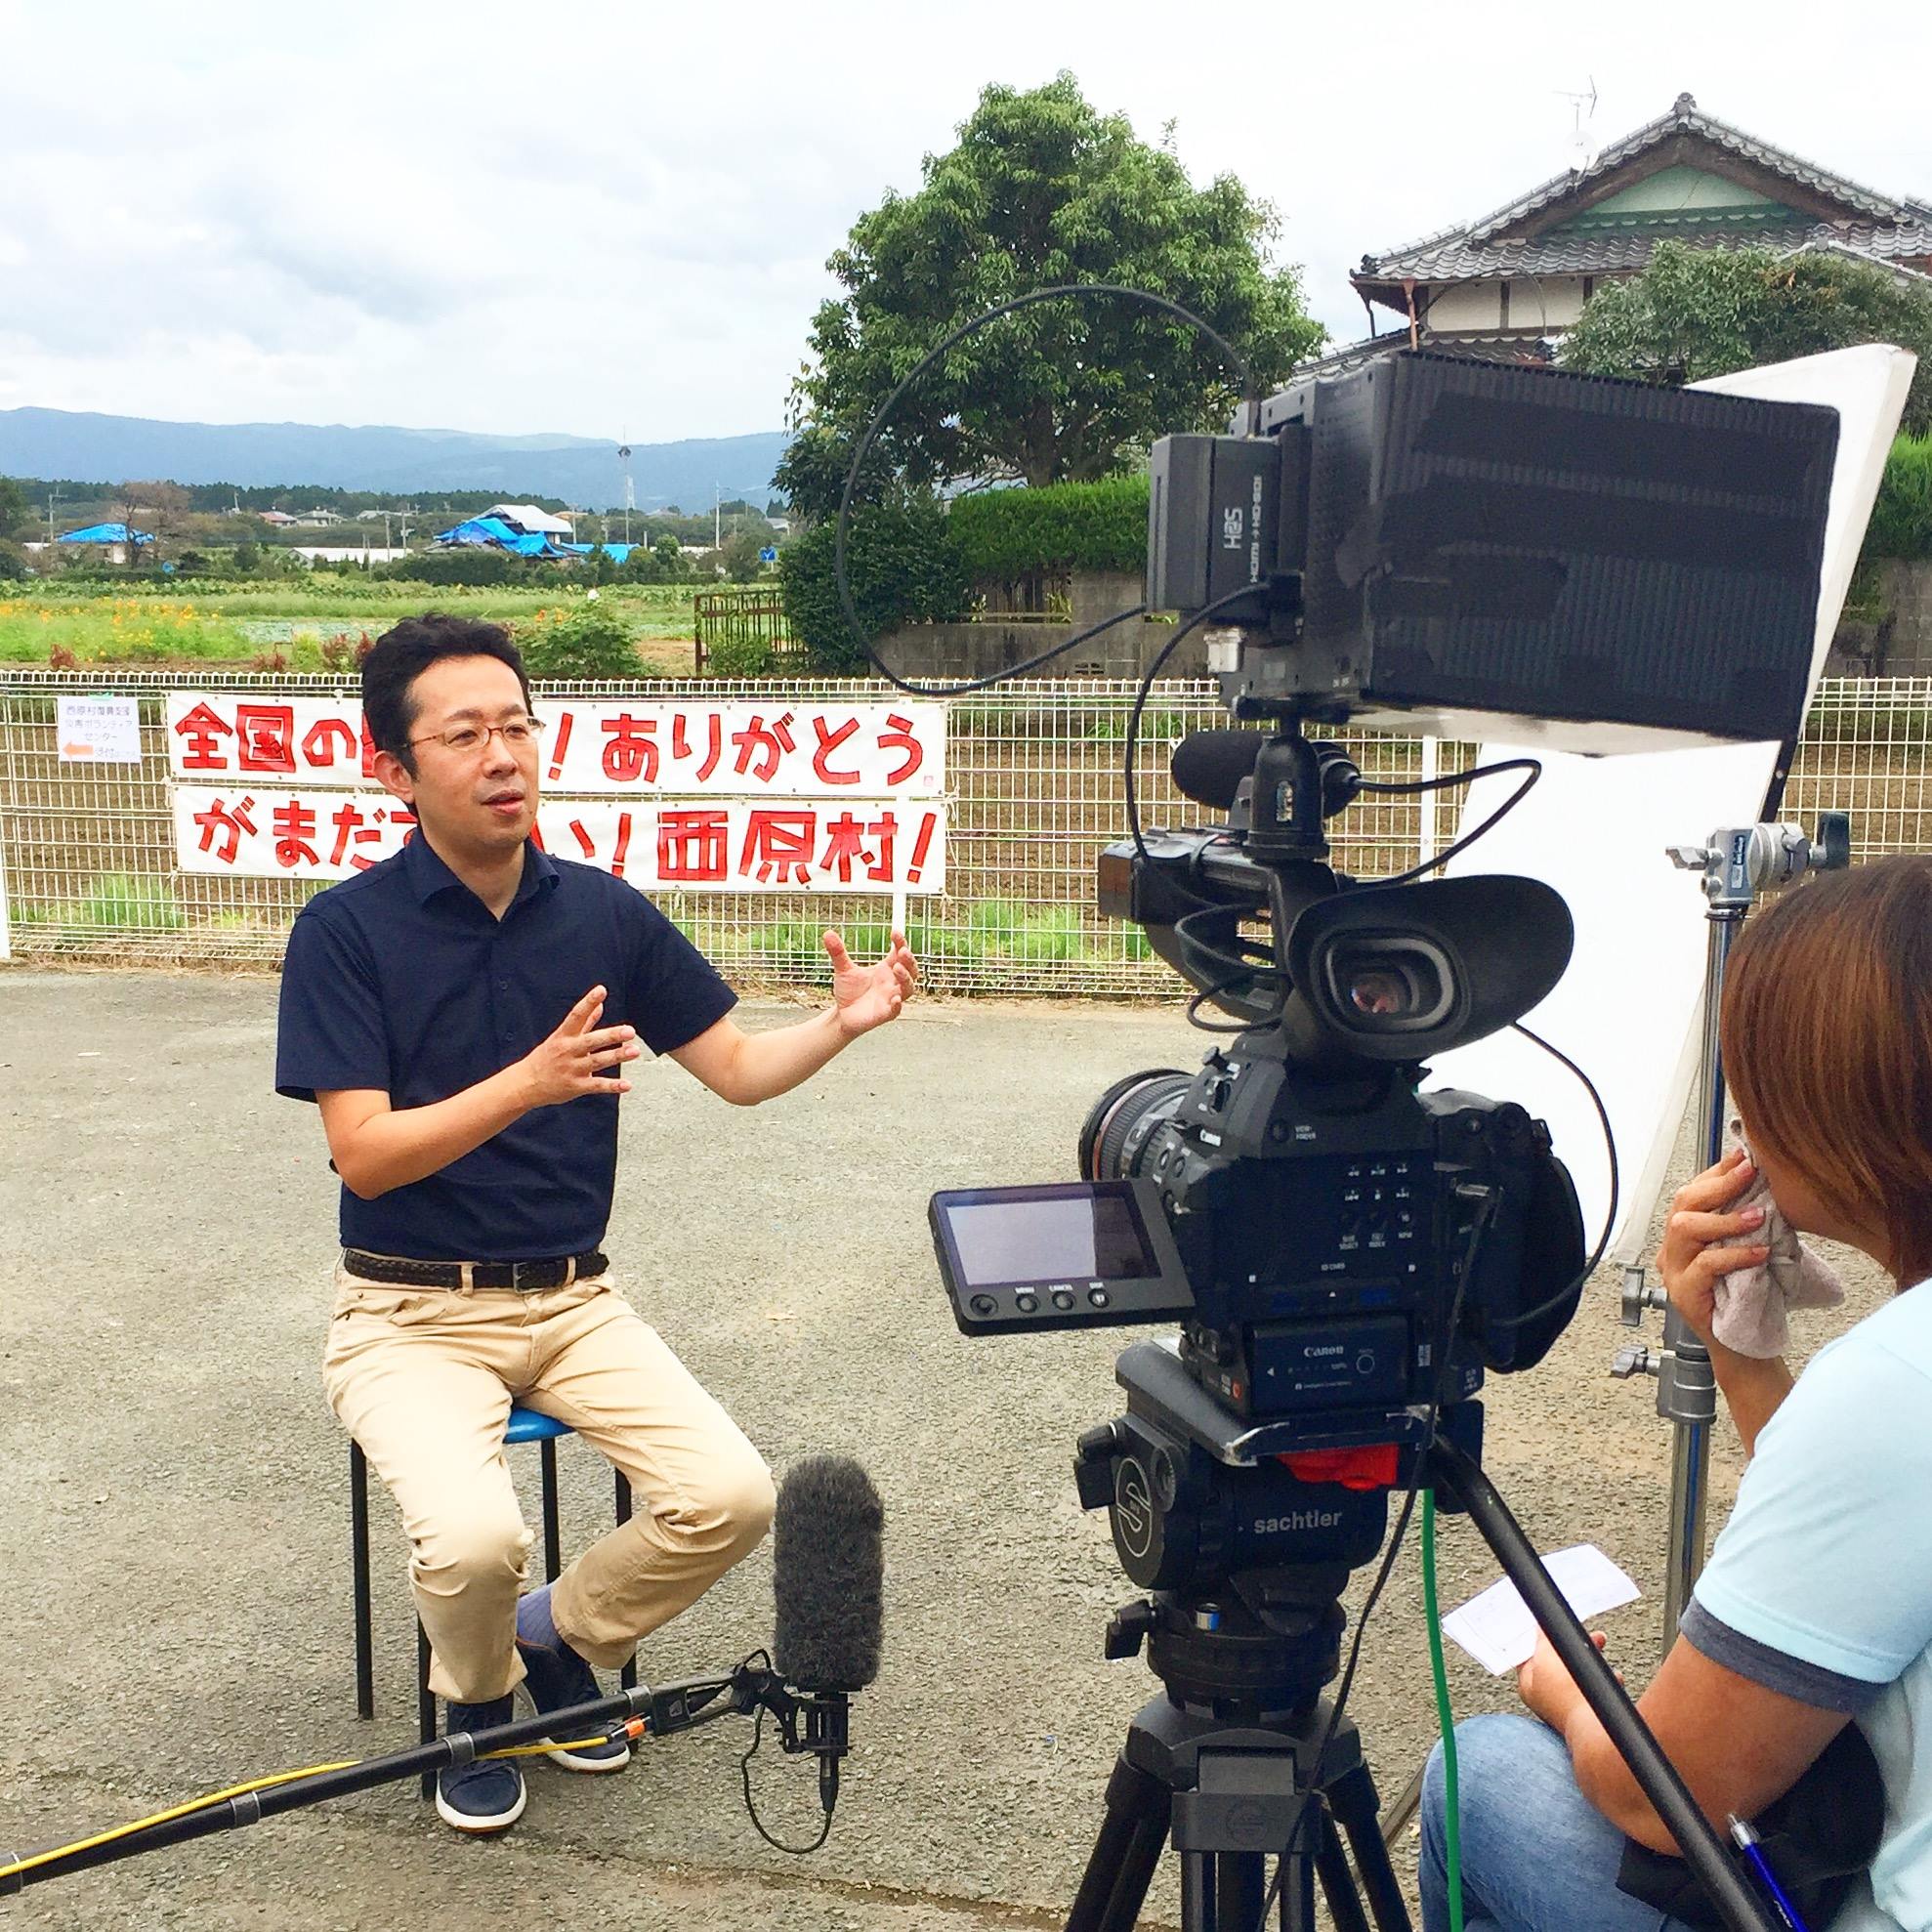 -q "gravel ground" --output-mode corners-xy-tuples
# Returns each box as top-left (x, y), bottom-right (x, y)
(0, 968), (1891, 1930)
